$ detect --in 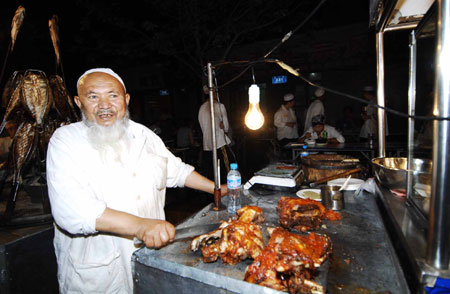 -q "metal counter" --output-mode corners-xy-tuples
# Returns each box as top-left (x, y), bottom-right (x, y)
(132, 189), (409, 293)
(375, 184), (450, 292)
